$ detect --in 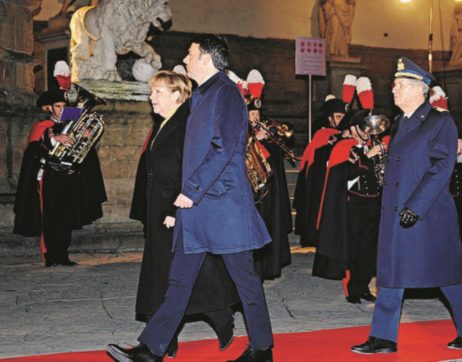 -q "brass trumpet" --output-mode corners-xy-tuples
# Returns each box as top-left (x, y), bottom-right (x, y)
(253, 118), (298, 165)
